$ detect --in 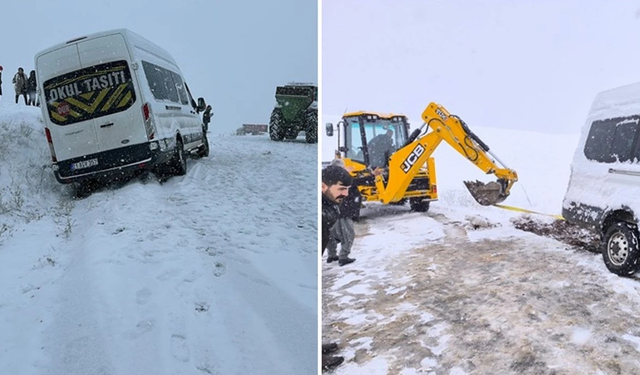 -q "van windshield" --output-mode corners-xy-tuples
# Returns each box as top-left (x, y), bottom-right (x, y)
(42, 60), (136, 126)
